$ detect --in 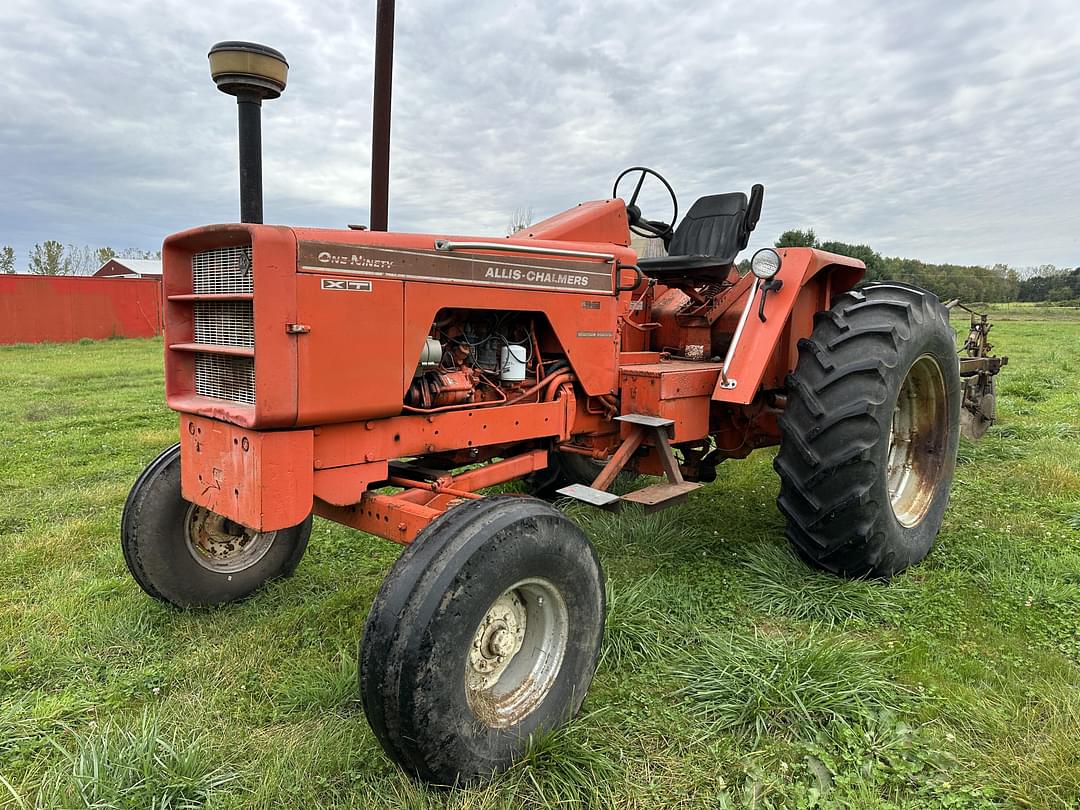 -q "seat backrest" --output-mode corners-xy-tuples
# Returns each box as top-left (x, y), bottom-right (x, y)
(668, 186), (762, 264)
